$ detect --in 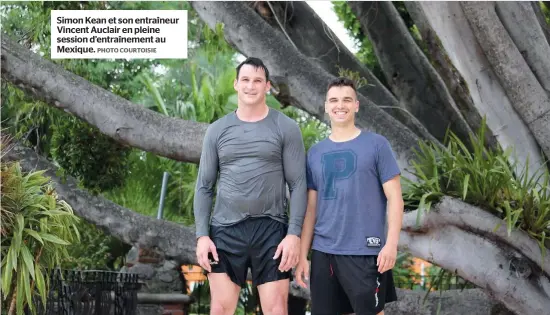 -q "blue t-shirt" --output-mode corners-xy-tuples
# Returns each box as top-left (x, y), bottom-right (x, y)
(306, 130), (401, 255)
